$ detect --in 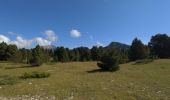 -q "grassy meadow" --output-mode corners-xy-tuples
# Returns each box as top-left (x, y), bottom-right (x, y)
(0, 59), (169, 100)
